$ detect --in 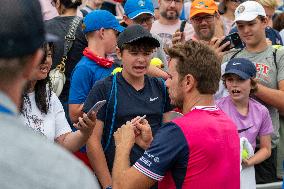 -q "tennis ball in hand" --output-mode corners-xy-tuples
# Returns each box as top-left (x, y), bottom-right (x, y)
(242, 149), (249, 160)
(150, 58), (164, 69)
